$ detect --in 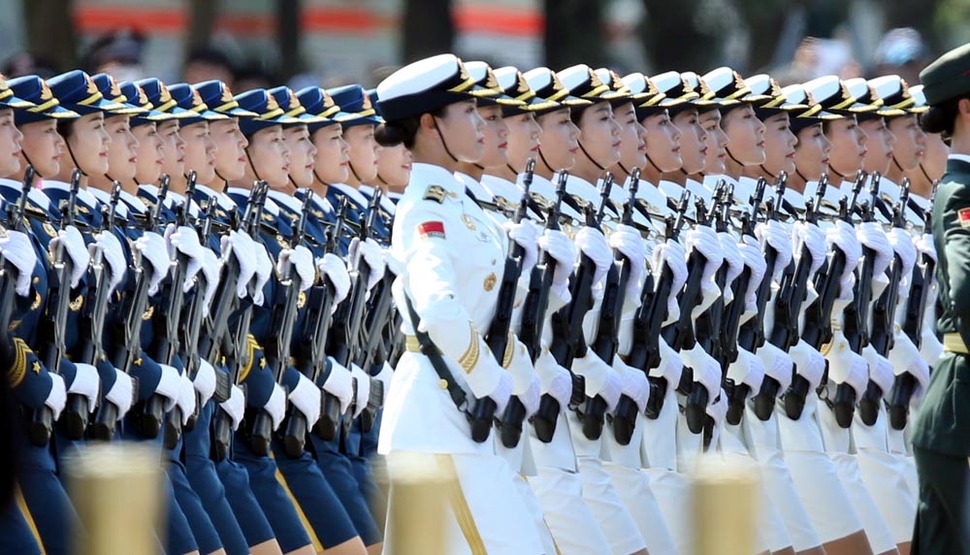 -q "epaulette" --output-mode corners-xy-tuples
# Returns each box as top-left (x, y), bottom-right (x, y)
(423, 184), (447, 203)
